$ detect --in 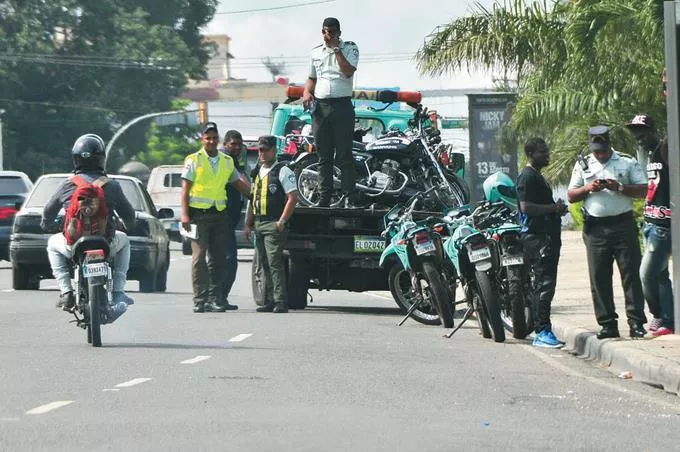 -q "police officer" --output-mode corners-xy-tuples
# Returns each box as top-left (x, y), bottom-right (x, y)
(244, 136), (298, 313)
(181, 122), (251, 313)
(303, 17), (359, 207)
(567, 125), (648, 339)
